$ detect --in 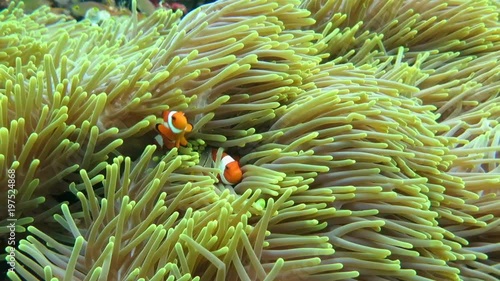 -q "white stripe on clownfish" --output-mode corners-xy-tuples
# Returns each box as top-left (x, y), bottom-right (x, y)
(167, 111), (183, 134)
(219, 155), (235, 185)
